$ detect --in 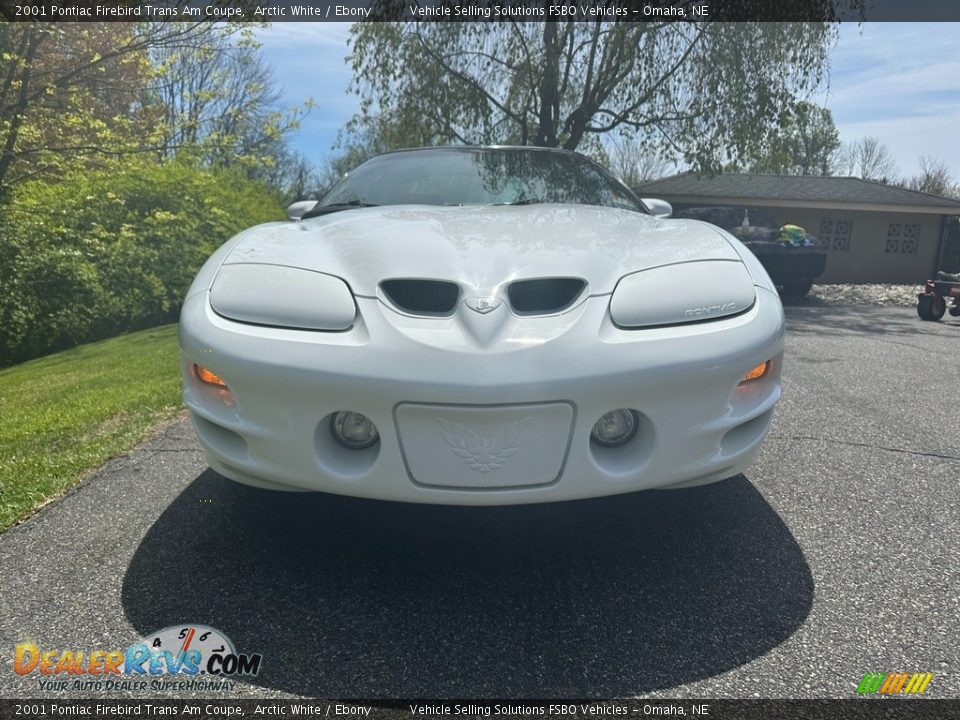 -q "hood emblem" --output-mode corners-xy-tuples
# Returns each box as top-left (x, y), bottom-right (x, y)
(437, 418), (532, 473)
(465, 296), (502, 314)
